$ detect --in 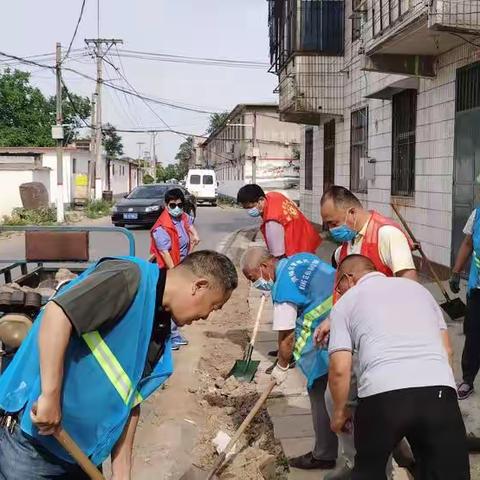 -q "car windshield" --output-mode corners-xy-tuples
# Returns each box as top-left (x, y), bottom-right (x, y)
(127, 185), (169, 199)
